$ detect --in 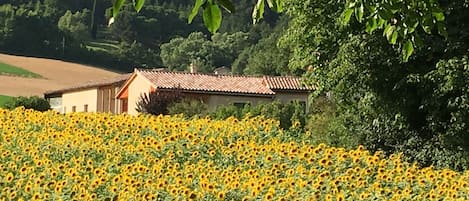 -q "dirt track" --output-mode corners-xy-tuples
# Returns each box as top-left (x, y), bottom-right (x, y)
(0, 54), (121, 97)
